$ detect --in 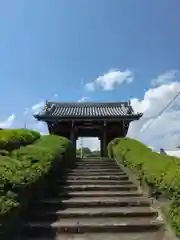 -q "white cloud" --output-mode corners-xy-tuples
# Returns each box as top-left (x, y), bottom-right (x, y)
(31, 101), (45, 113)
(77, 137), (100, 151)
(13, 69), (180, 152)
(0, 114), (15, 128)
(85, 69), (133, 91)
(23, 101), (45, 116)
(128, 72), (180, 151)
(31, 121), (48, 135)
(77, 96), (89, 102)
(152, 70), (179, 86)
(28, 100), (48, 134)
(165, 150), (180, 158)
(85, 82), (95, 92)
(21, 101), (47, 134)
